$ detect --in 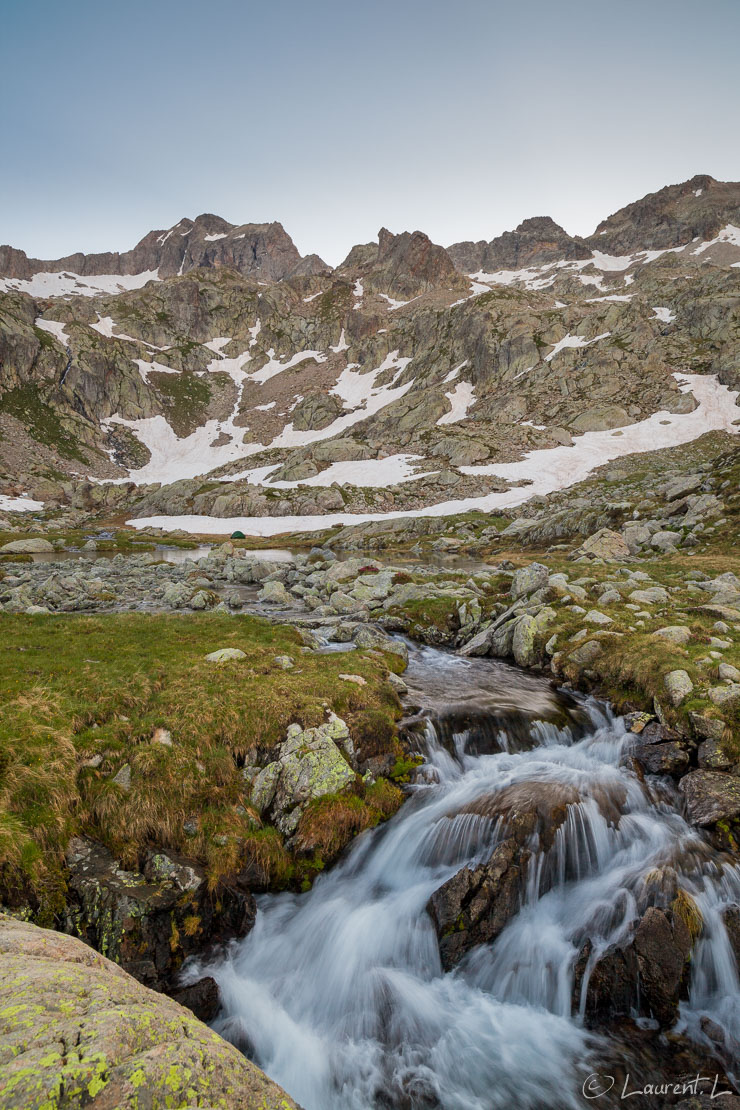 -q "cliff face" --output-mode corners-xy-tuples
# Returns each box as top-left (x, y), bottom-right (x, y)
(0, 213), (327, 283)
